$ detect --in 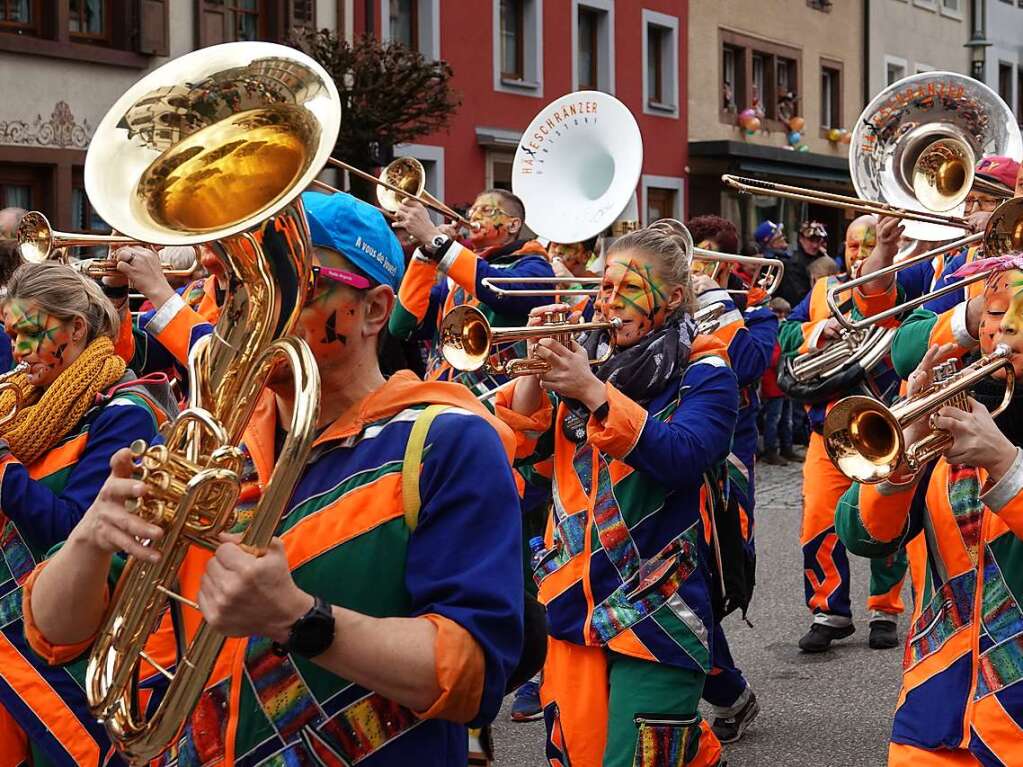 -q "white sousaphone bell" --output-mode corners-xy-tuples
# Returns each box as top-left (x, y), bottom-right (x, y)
(511, 90), (643, 245)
